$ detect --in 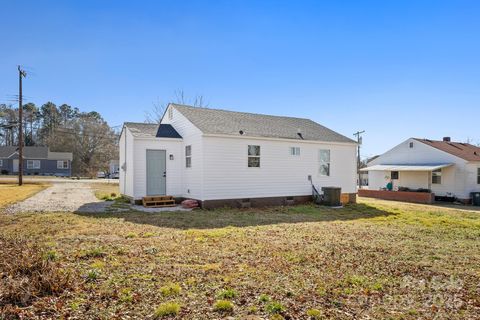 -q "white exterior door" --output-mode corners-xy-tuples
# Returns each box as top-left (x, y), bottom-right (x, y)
(13, 159), (19, 172)
(146, 150), (167, 196)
